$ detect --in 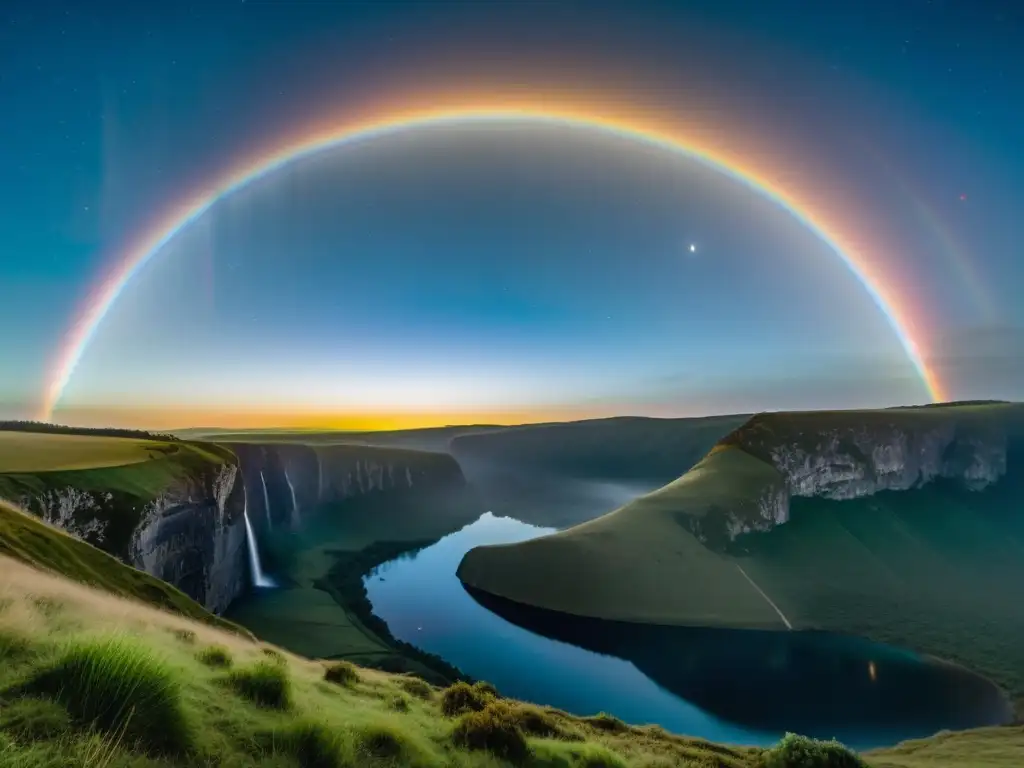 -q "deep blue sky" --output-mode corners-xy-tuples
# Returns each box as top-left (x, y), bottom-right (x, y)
(1, 0), (1022, 428)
